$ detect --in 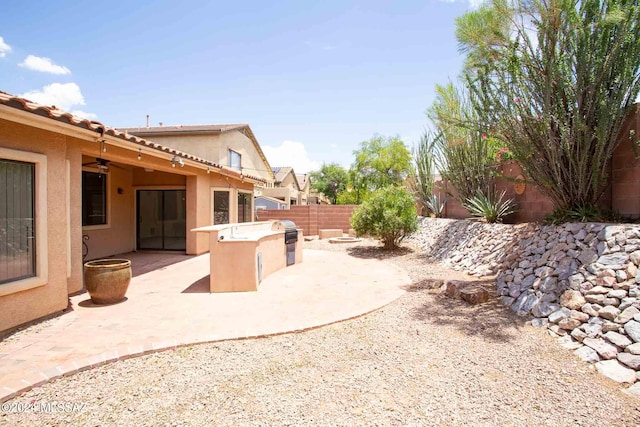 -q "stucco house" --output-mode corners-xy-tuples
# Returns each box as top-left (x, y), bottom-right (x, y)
(296, 174), (311, 204)
(120, 124), (276, 188)
(0, 91), (265, 332)
(259, 166), (306, 208)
